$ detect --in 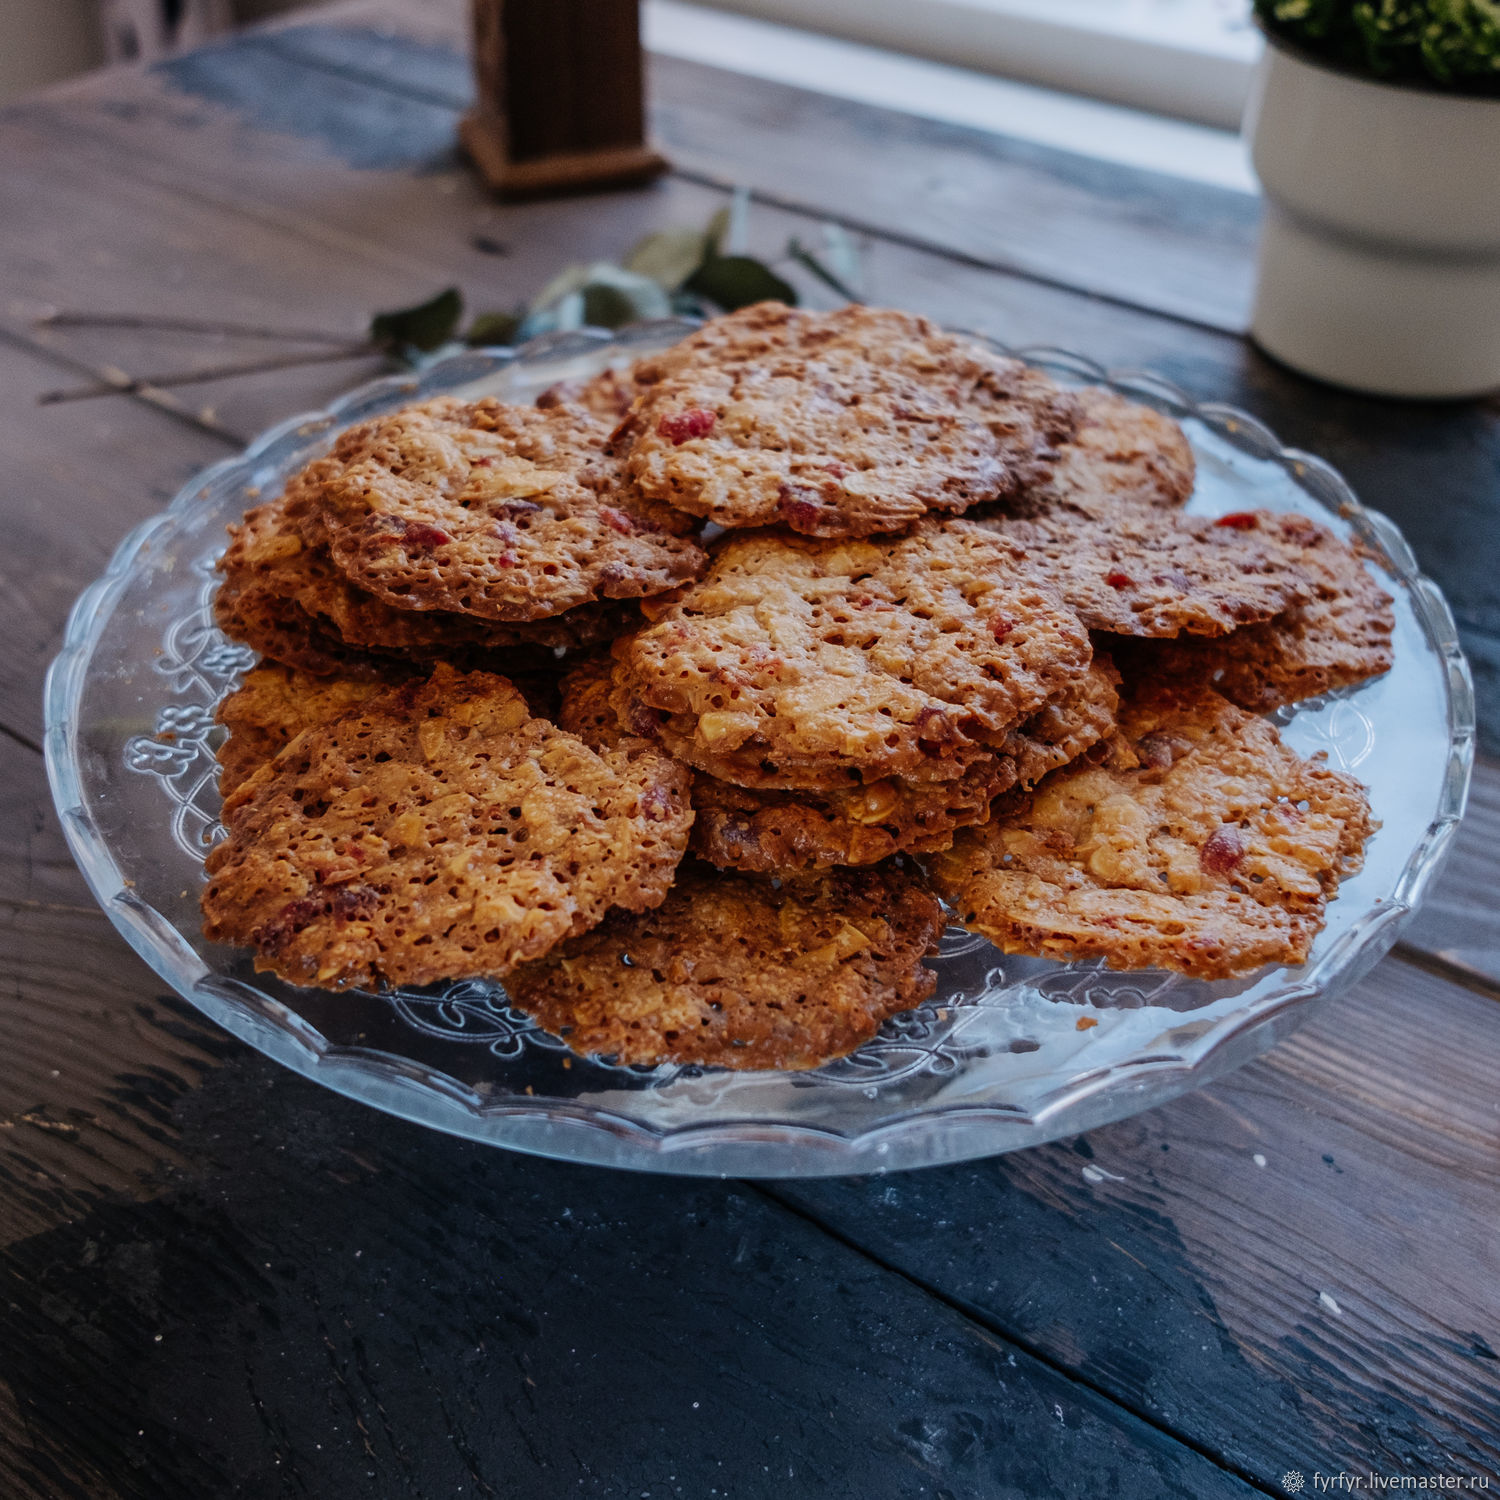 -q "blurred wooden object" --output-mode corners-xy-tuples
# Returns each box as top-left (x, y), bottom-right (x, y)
(100, 0), (232, 61)
(0, 0), (105, 104)
(460, 0), (667, 199)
